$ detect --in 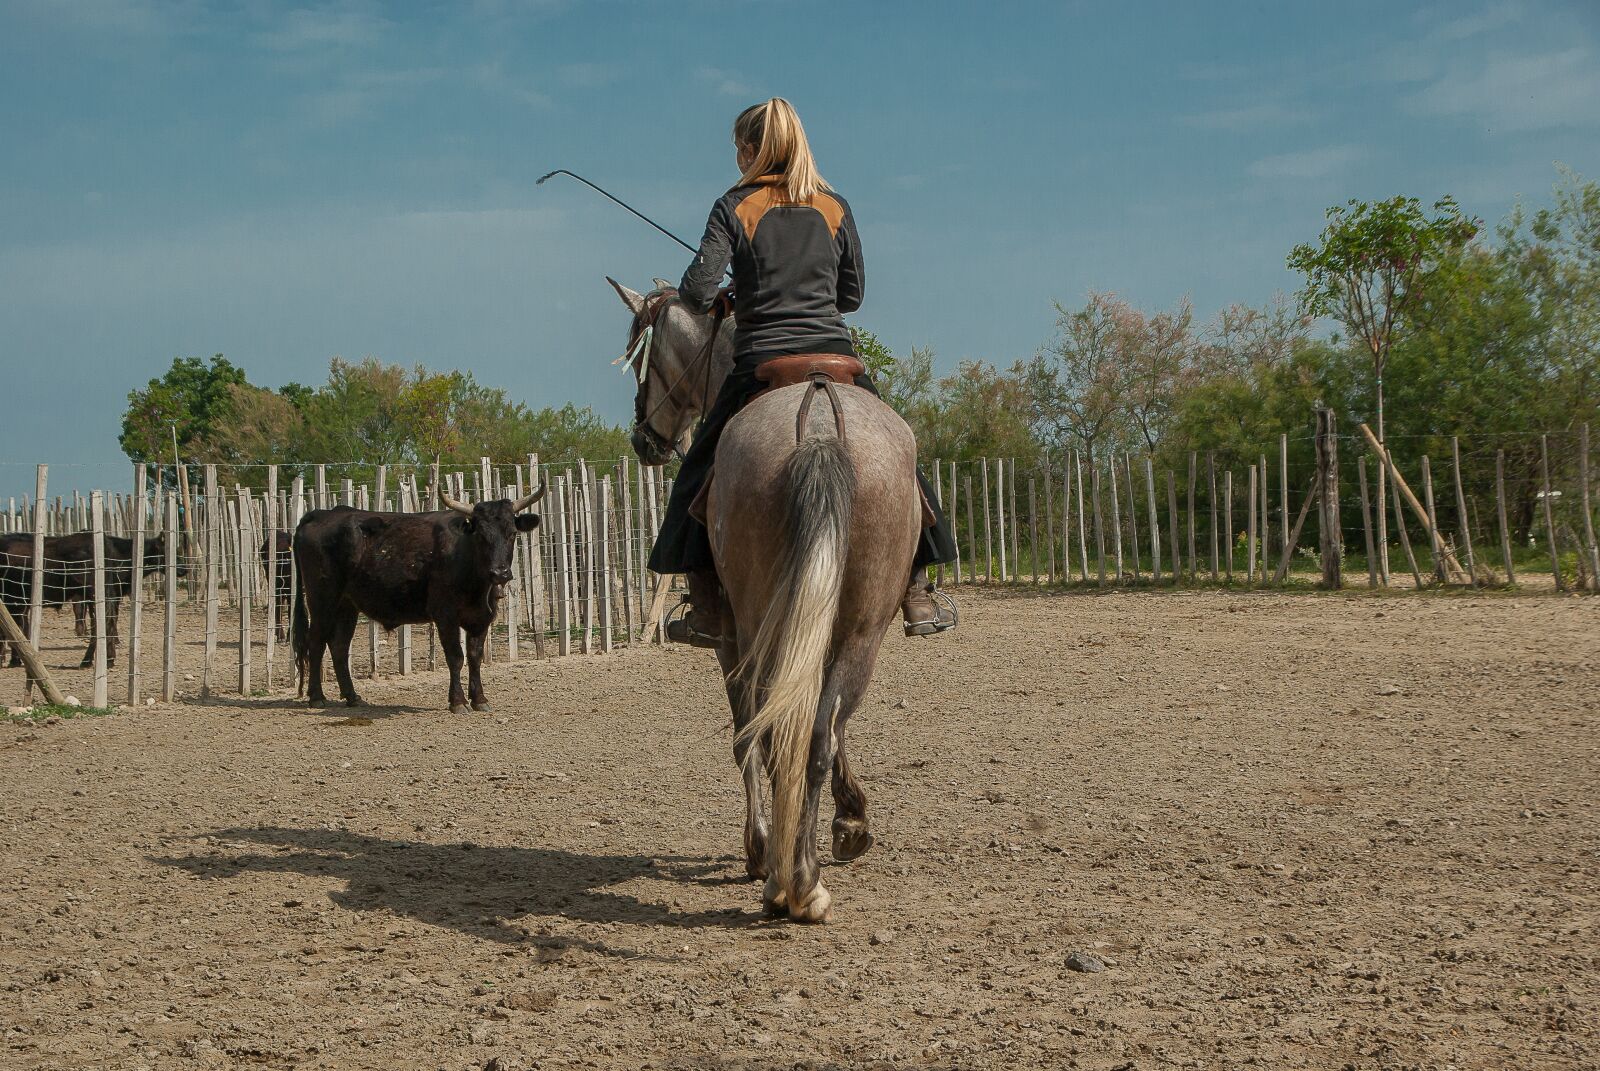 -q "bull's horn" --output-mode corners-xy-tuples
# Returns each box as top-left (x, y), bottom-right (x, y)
(440, 493), (474, 517)
(511, 484), (547, 512)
